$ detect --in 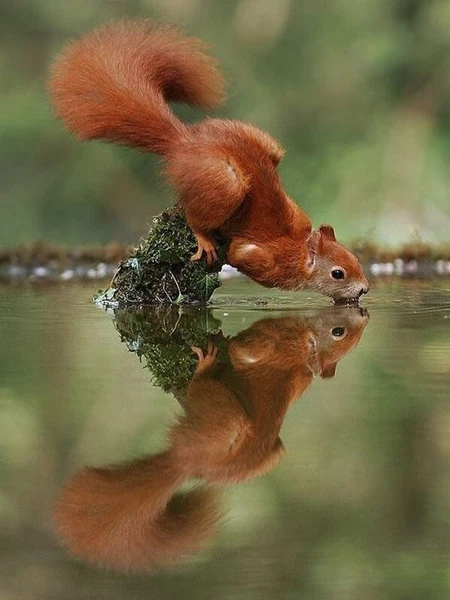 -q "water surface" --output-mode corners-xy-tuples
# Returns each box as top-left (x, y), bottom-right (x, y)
(1, 279), (449, 599)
